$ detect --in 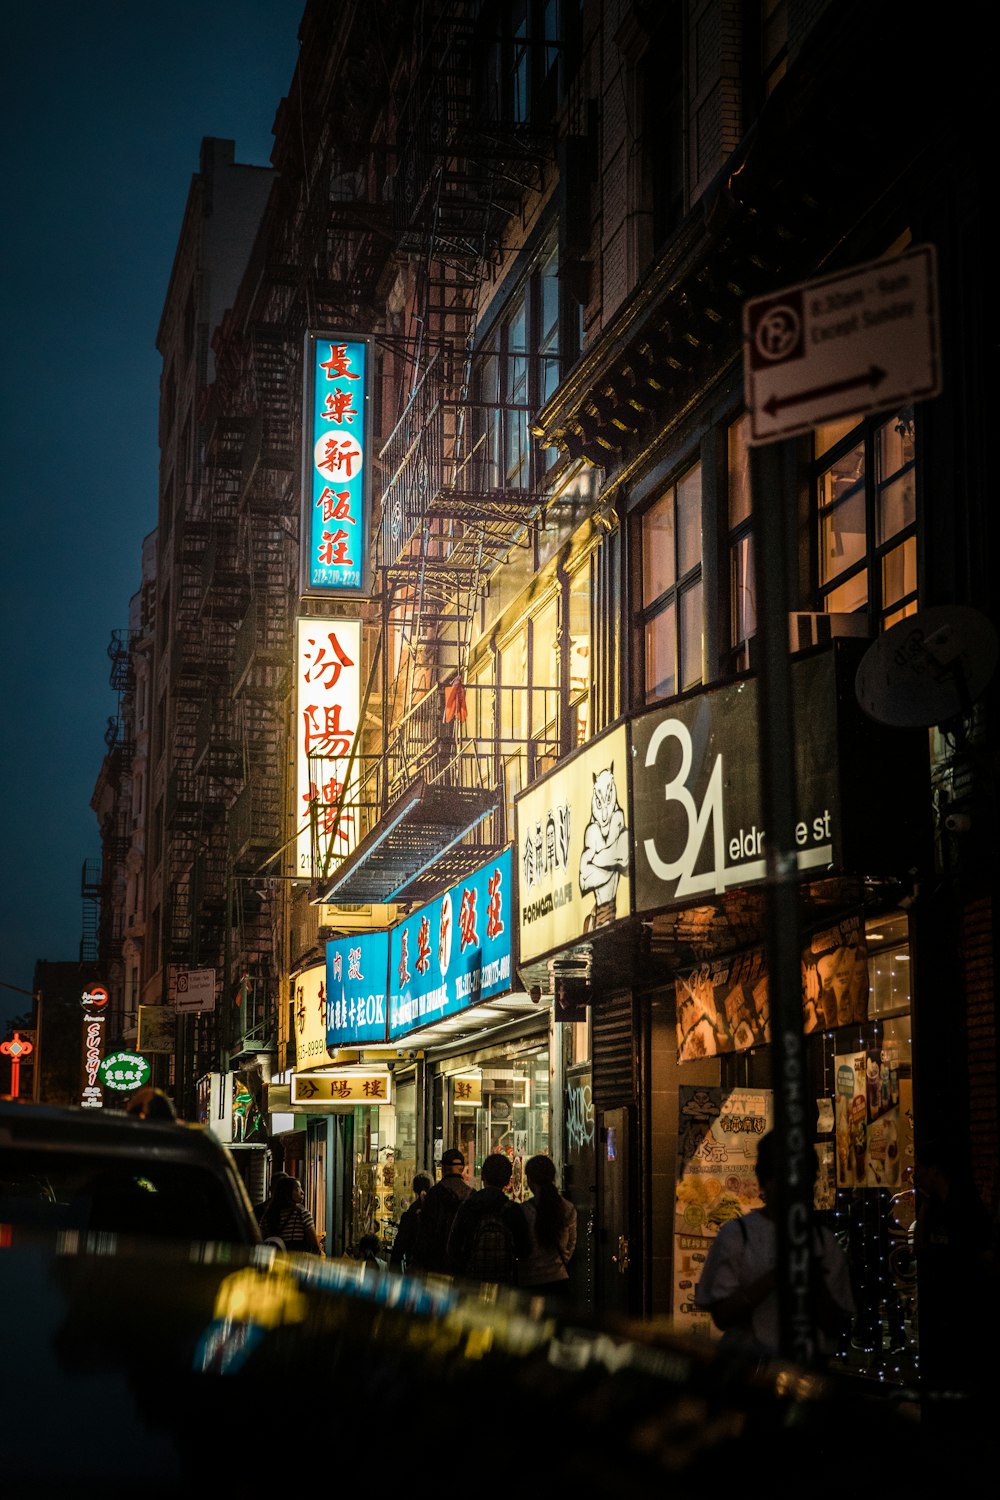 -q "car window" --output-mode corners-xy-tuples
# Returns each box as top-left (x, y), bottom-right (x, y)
(0, 1149), (251, 1244)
